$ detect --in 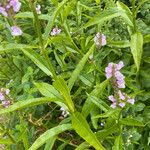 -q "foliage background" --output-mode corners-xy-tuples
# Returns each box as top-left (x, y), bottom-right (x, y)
(0, 0), (150, 149)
